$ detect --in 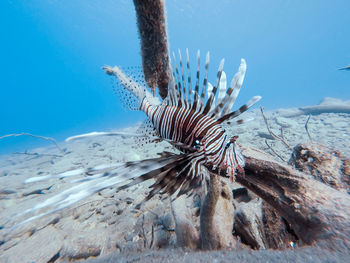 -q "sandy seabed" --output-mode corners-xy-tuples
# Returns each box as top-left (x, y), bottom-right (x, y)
(0, 105), (349, 262)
